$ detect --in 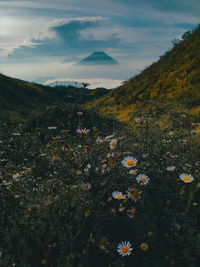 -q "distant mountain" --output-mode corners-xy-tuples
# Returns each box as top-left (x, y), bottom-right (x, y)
(79, 51), (119, 65)
(83, 26), (200, 125)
